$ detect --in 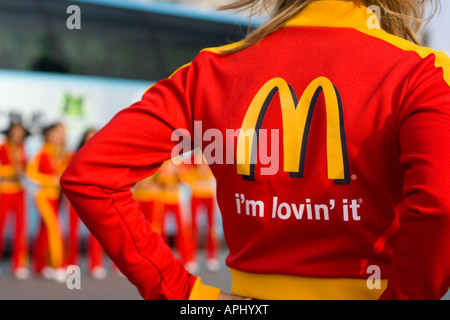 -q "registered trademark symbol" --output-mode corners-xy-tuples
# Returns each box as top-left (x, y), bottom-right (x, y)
(351, 174), (358, 180)
(358, 198), (364, 204)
